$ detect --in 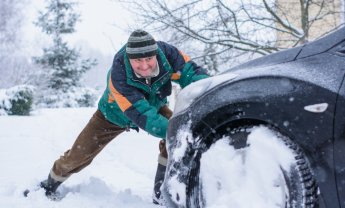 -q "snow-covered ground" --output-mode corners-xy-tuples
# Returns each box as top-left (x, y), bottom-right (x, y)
(0, 108), (160, 208)
(0, 107), (296, 208)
